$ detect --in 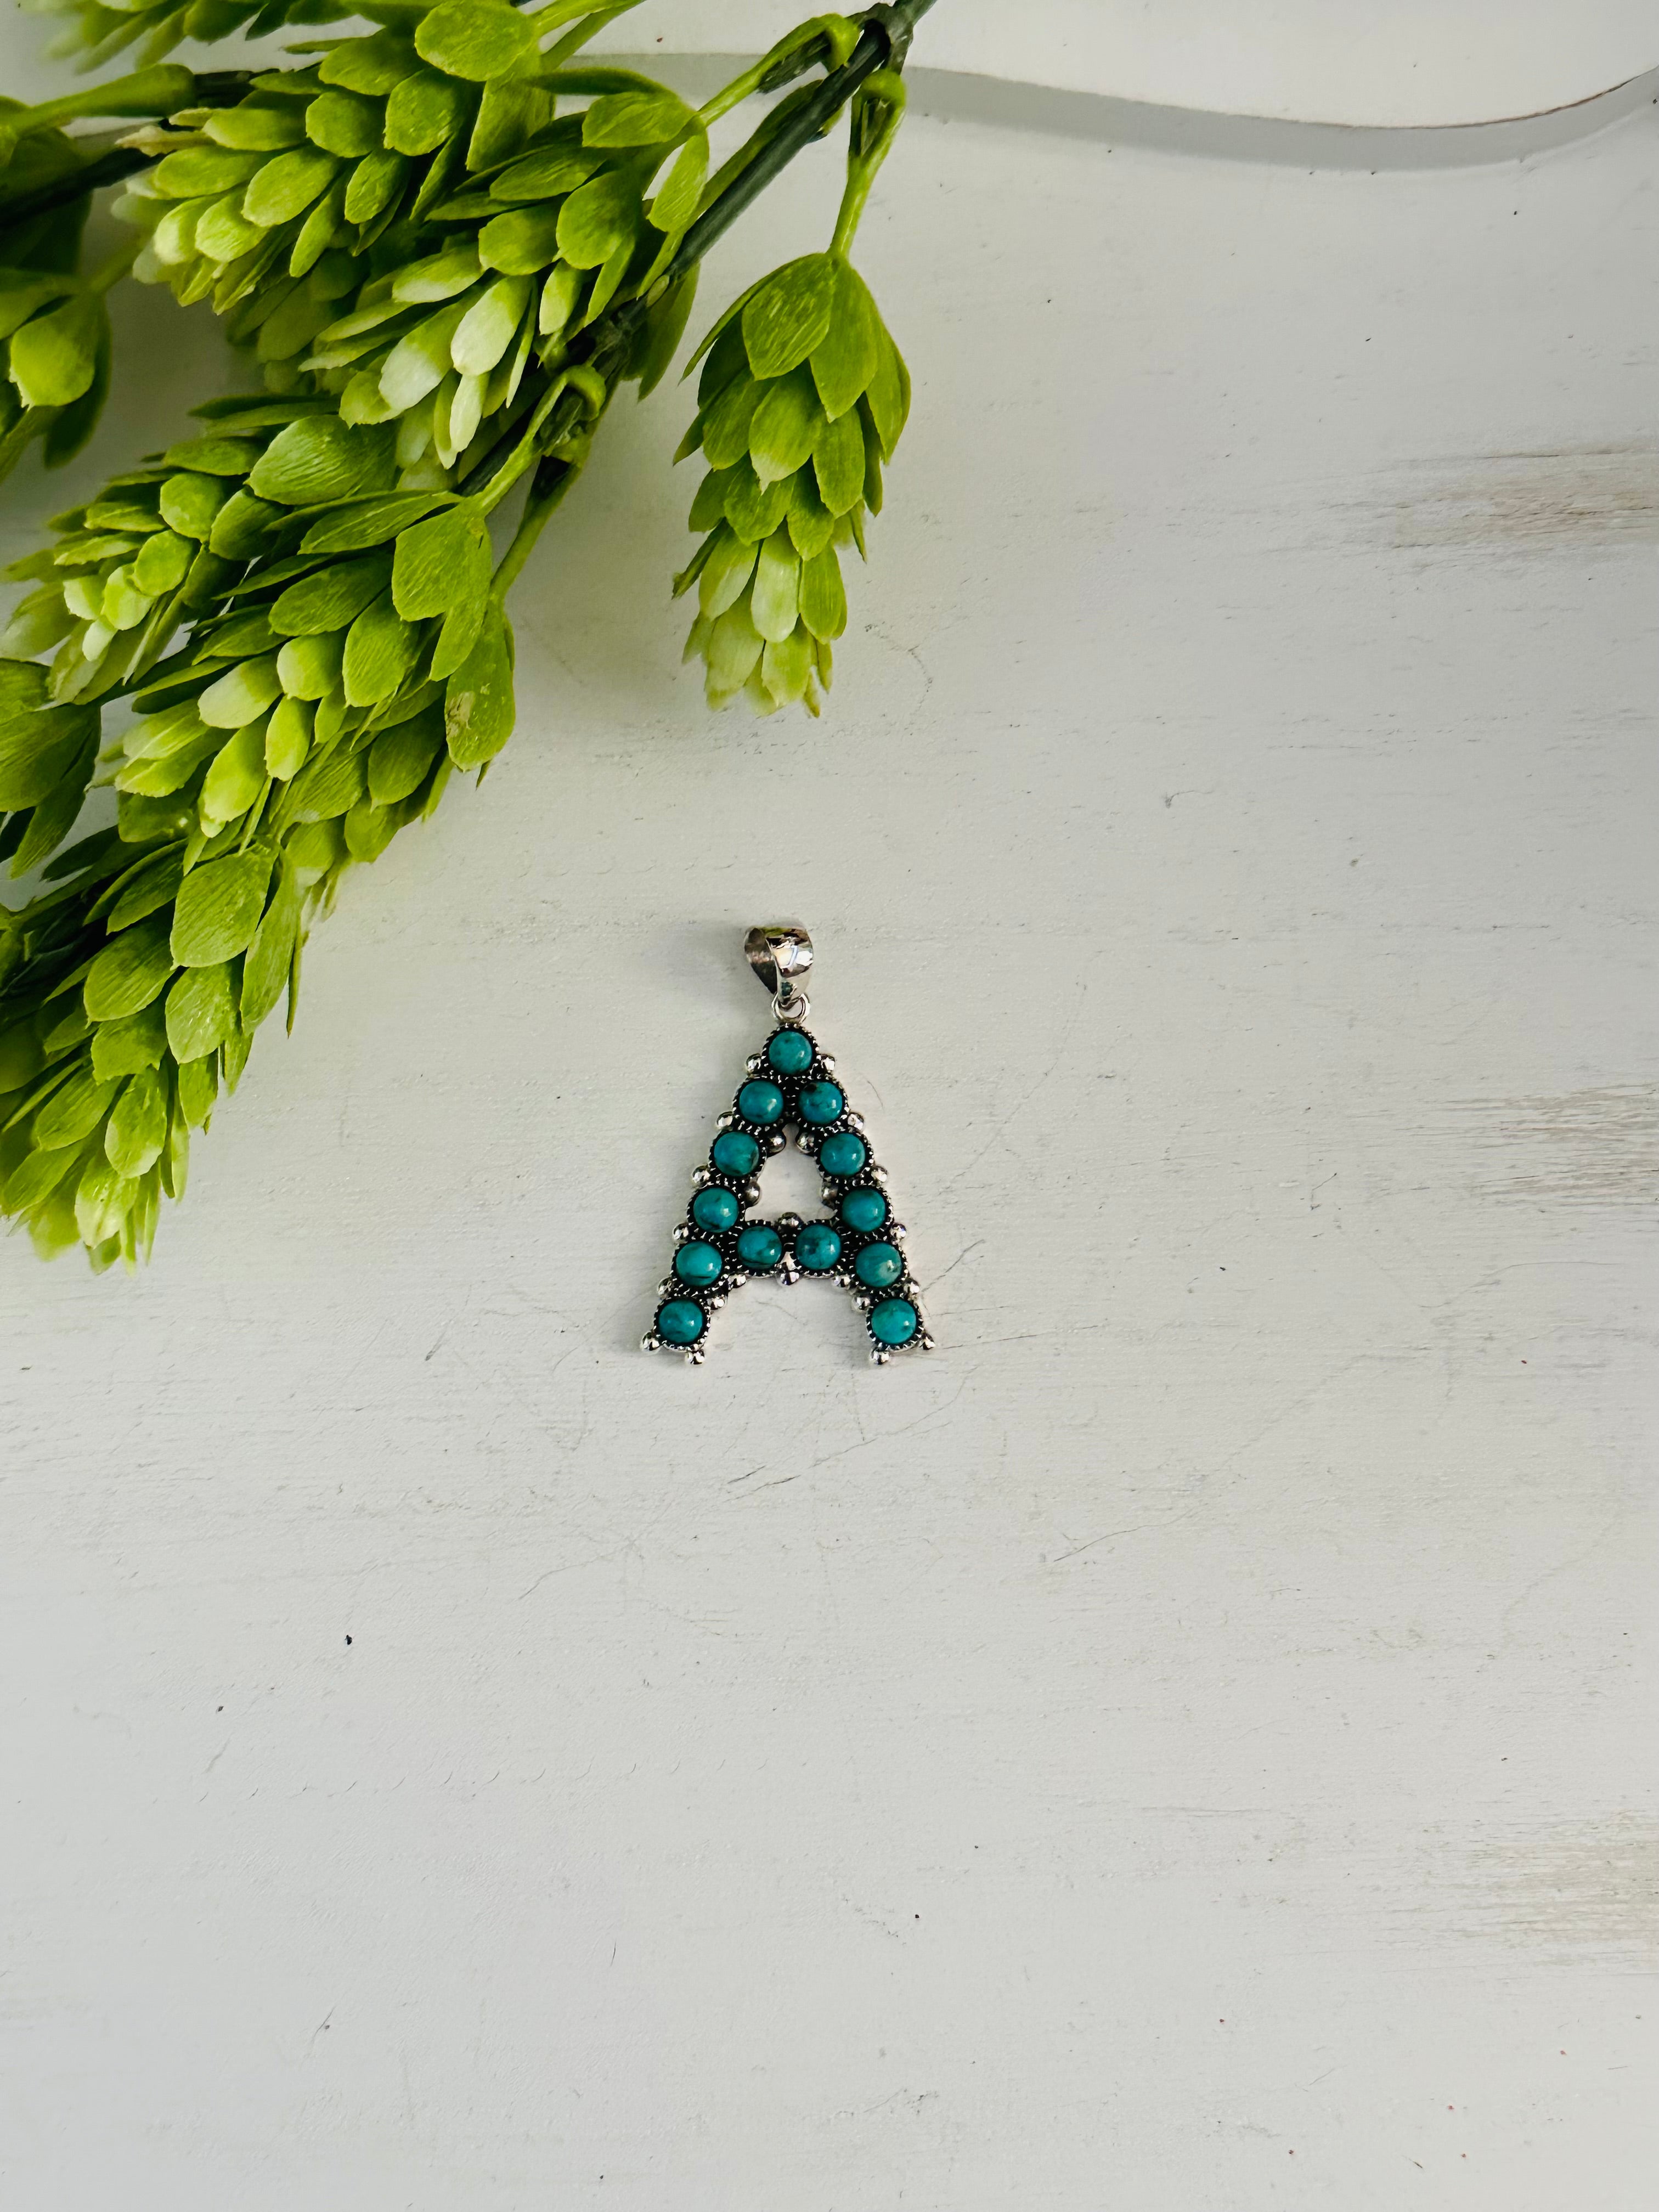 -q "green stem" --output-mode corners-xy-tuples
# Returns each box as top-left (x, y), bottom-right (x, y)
(697, 16), (860, 129)
(86, 235), (142, 296)
(652, 0), (936, 298)
(492, 461), (581, 596)
(474, 368), (594, 513)
(697, 58), (782, 131)
(830, 68), (906, 257)
(0, 147), (150, 228)
(473, 1), (936, 555)
(2, 64), (195, 137)
(540, 2), (648, 70)
(0, 74), (251, 228)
